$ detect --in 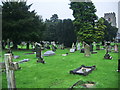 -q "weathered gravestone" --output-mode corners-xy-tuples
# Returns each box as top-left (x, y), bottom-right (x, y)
(35, 44), (45, 64)
(70, 43), (75, 53)
(84, 44), (91, 56)
(4, 54), (16, 88)
(61, 43), (64, 50)
(77, 43), (81, 51)
(114, 44), (118, 53)
(52, 45), (56, 52)
(106, 42), (111, 52)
